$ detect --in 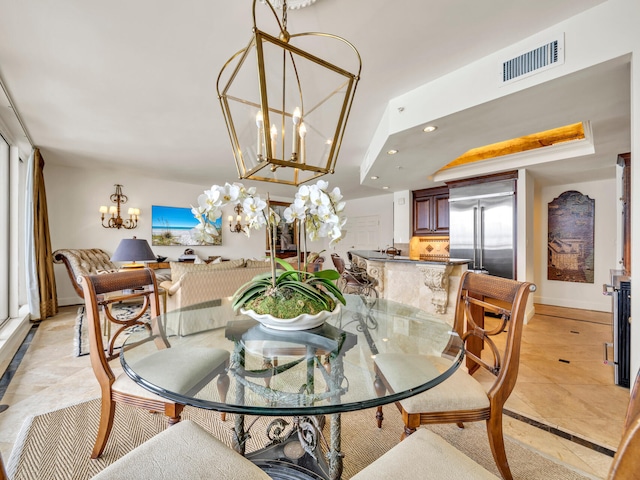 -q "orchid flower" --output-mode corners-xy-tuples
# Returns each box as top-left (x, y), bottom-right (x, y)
(193, 180), (346, 250)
